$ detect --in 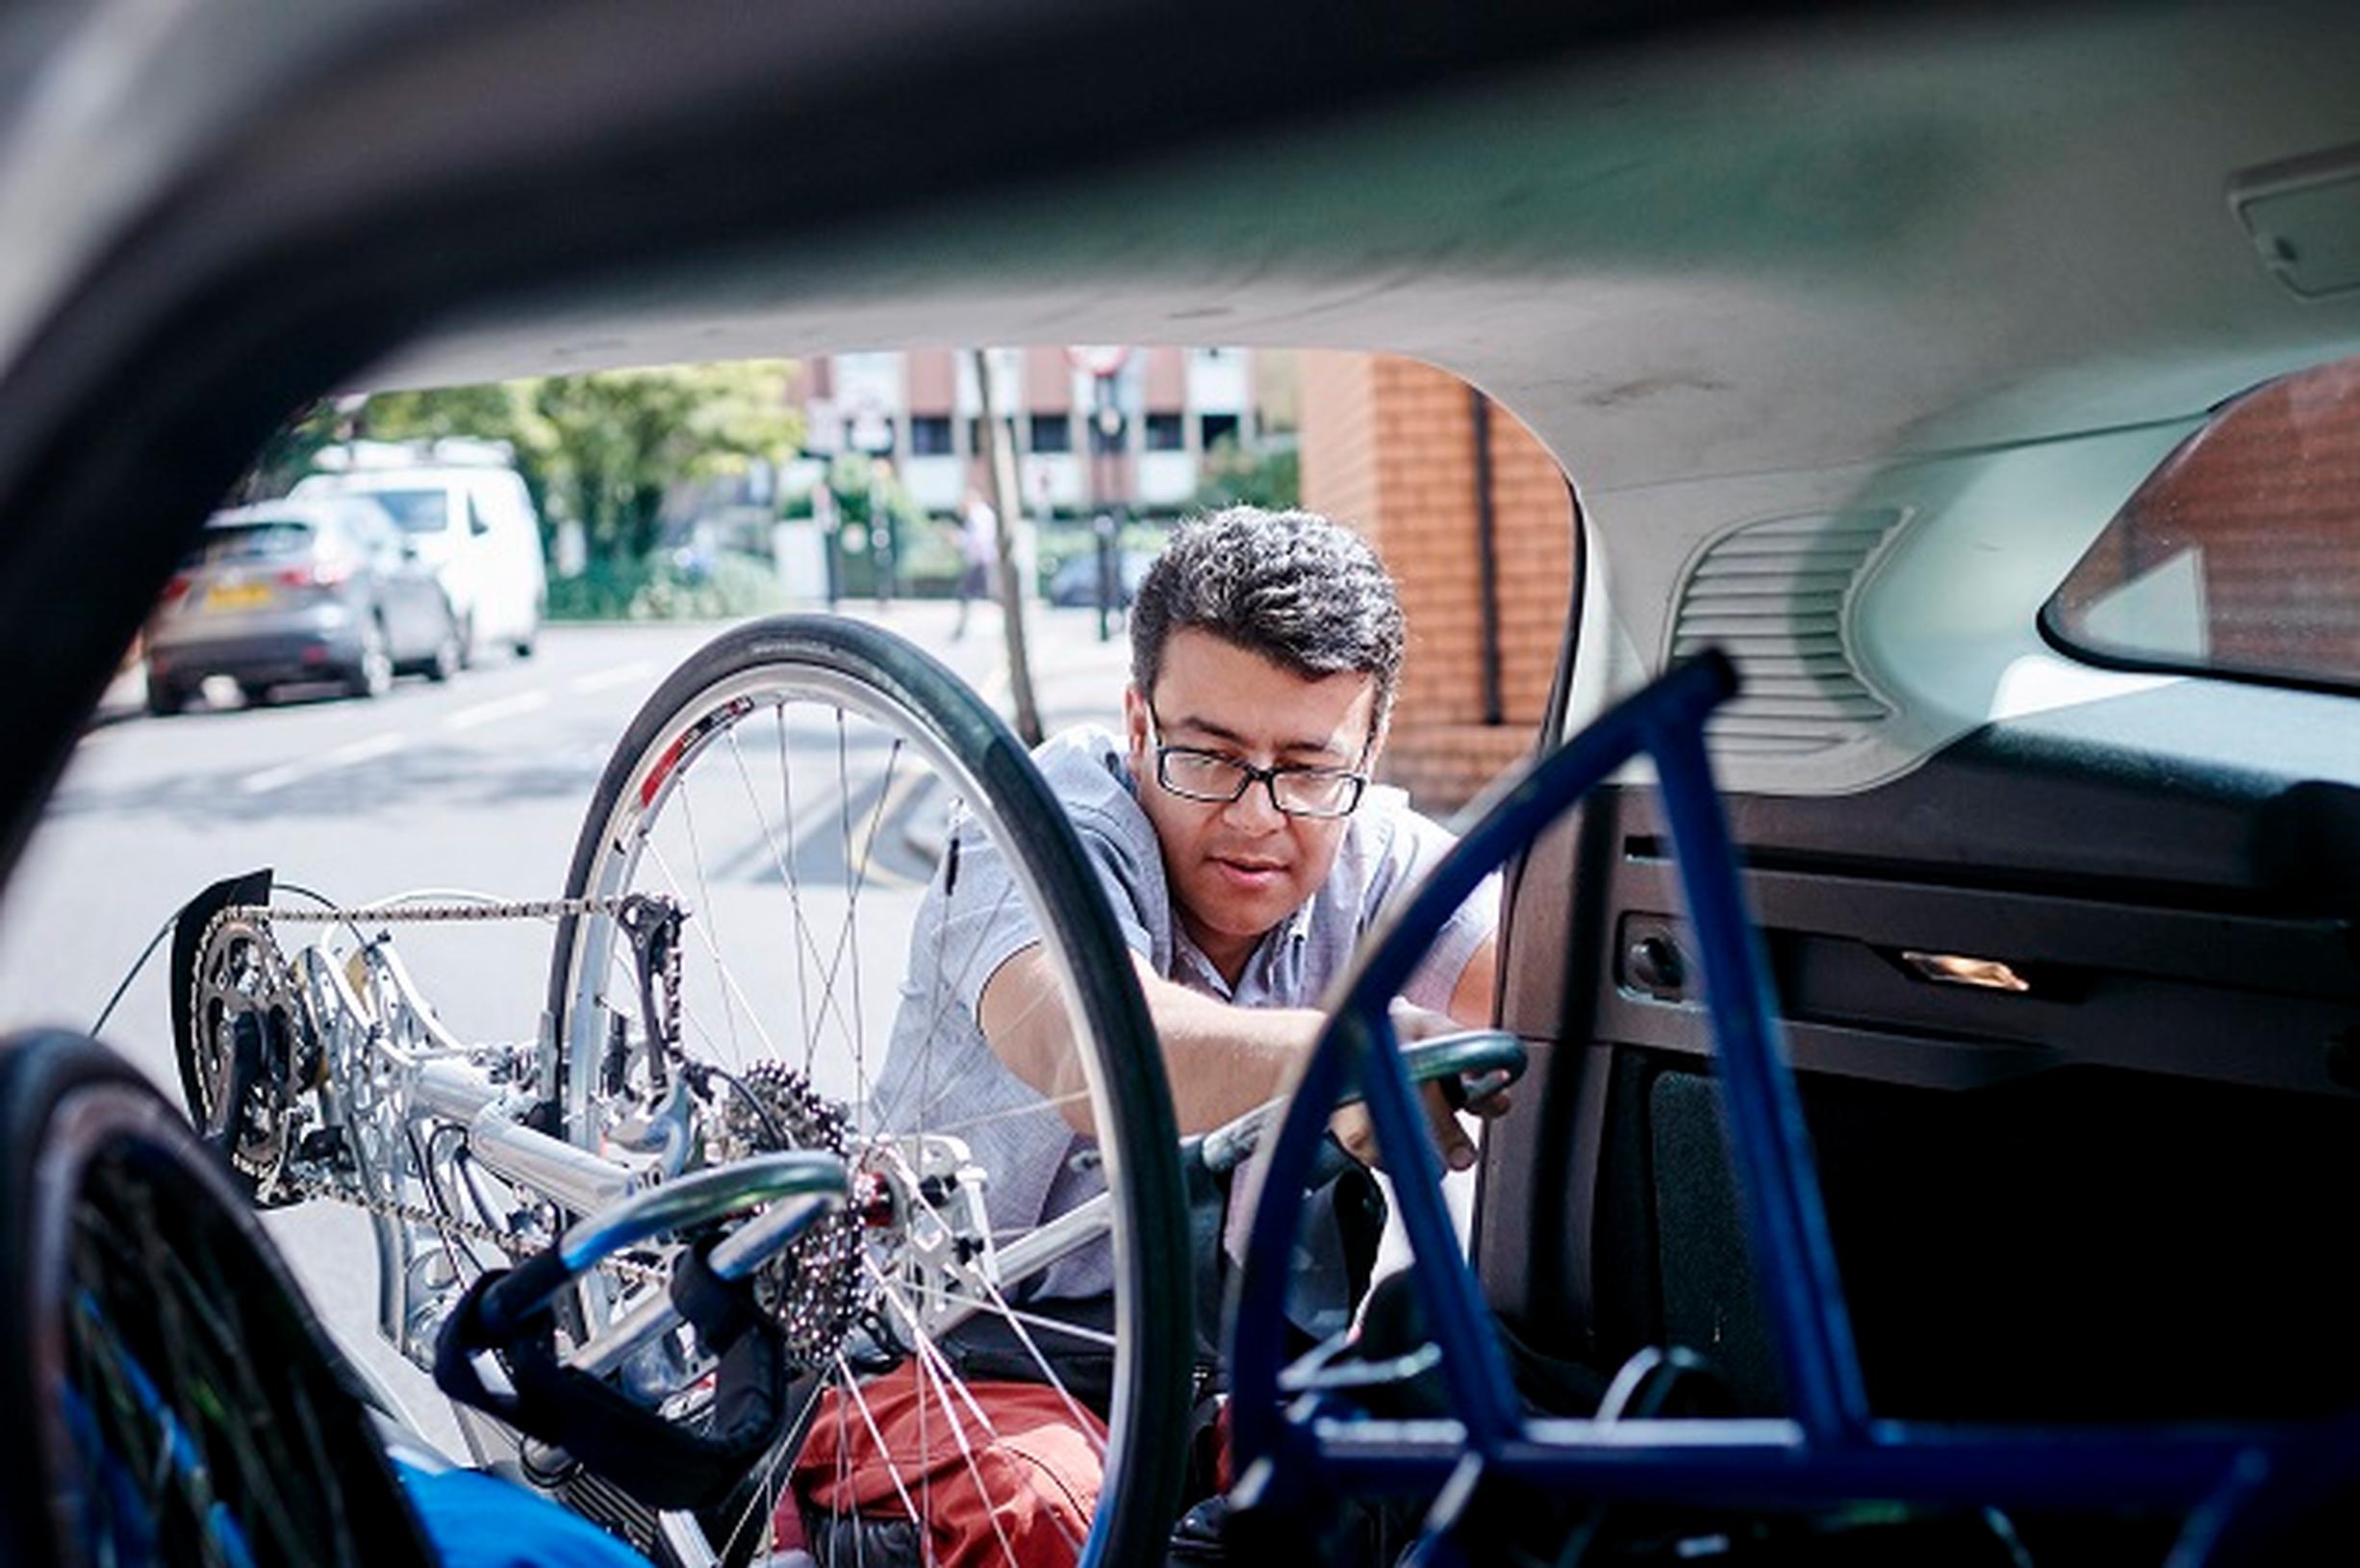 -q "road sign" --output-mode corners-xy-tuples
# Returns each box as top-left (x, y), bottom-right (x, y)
(1065, 344), (1130, 377)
